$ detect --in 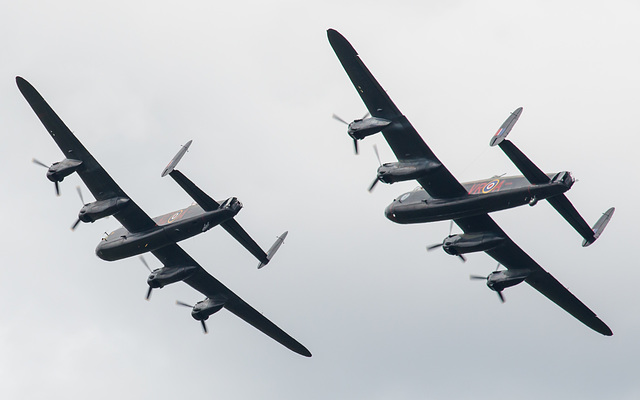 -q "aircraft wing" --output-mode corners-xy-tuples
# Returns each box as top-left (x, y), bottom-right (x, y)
(17, 77), (156, 233)
(454, 214), (612, 336)
(327, 29), (467, 199)
(151, 243), (312, 357)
